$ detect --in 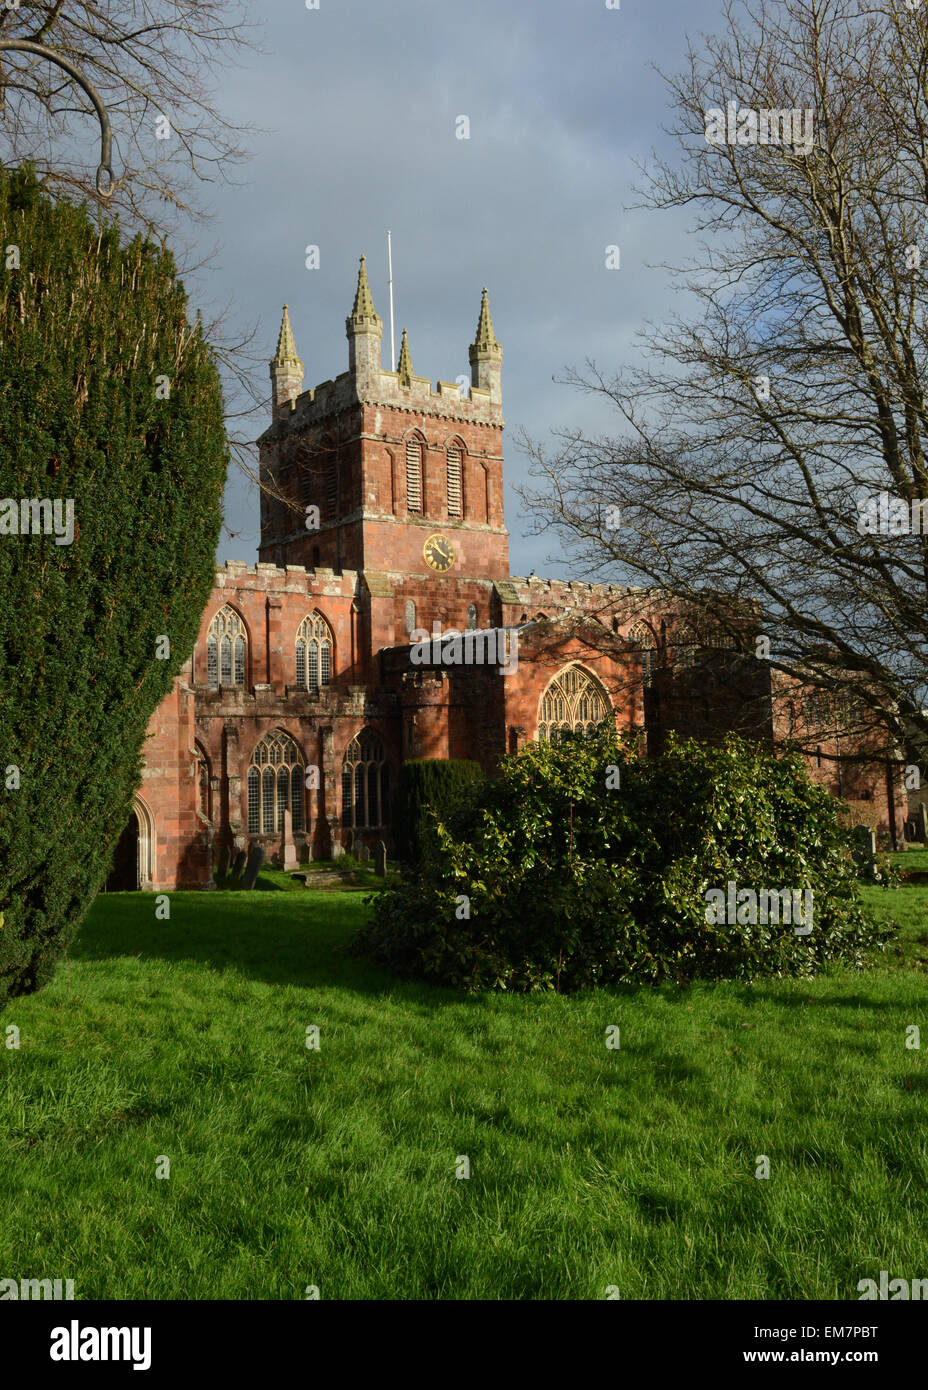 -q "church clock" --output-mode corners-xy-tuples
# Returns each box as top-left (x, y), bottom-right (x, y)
(423, 533), (455, 573)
